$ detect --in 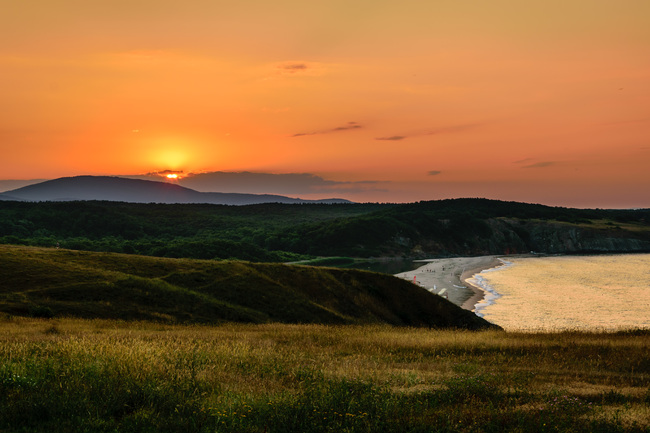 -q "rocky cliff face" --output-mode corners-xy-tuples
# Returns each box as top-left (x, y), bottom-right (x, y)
(409, 218), (650, 258)
(524, 222), (650, 254)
